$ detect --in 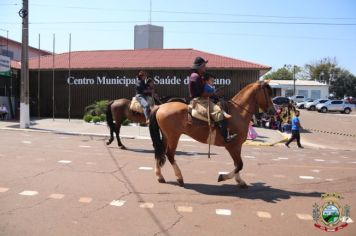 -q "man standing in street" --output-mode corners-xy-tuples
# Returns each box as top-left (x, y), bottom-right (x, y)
(285, 110), (304, 148)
